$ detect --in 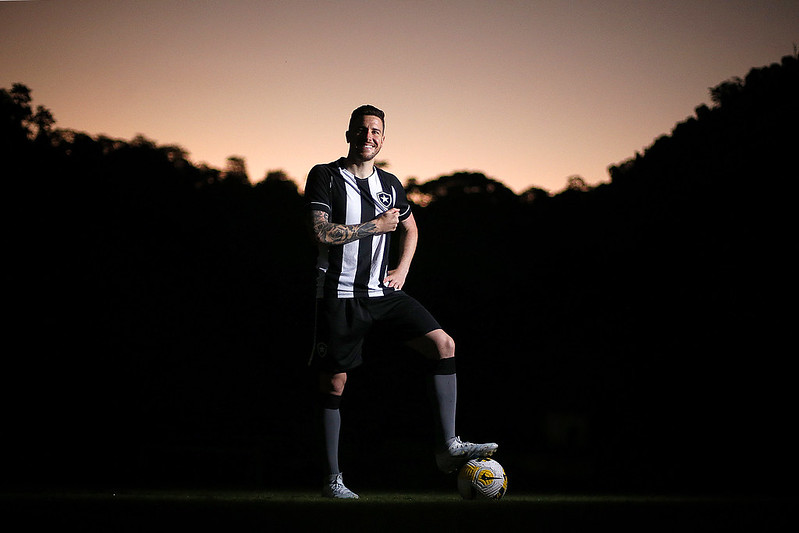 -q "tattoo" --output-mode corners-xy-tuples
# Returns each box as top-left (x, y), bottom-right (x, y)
(312, 210), (378, 245)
